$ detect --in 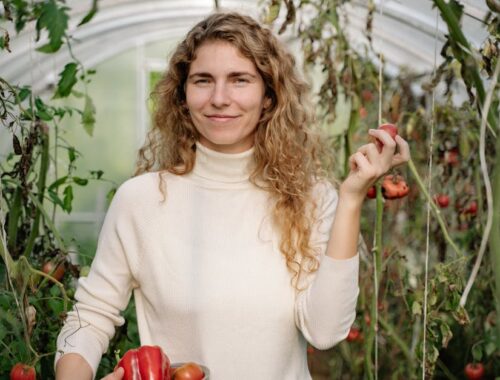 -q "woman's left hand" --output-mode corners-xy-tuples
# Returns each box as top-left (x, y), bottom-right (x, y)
(339, 128), (410, 203)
